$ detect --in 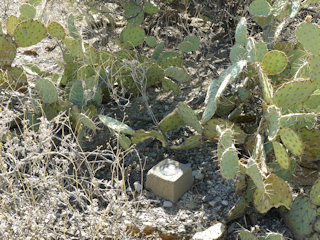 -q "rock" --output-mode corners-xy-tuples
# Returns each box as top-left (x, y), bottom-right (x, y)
(178, 224), (186, 233)
(133, 182), (142, 193)
(192, 170), (204, 180)
(221, 200), (228, 206)
(192, 222), (226, 240)
(162, 201), (173, 208)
